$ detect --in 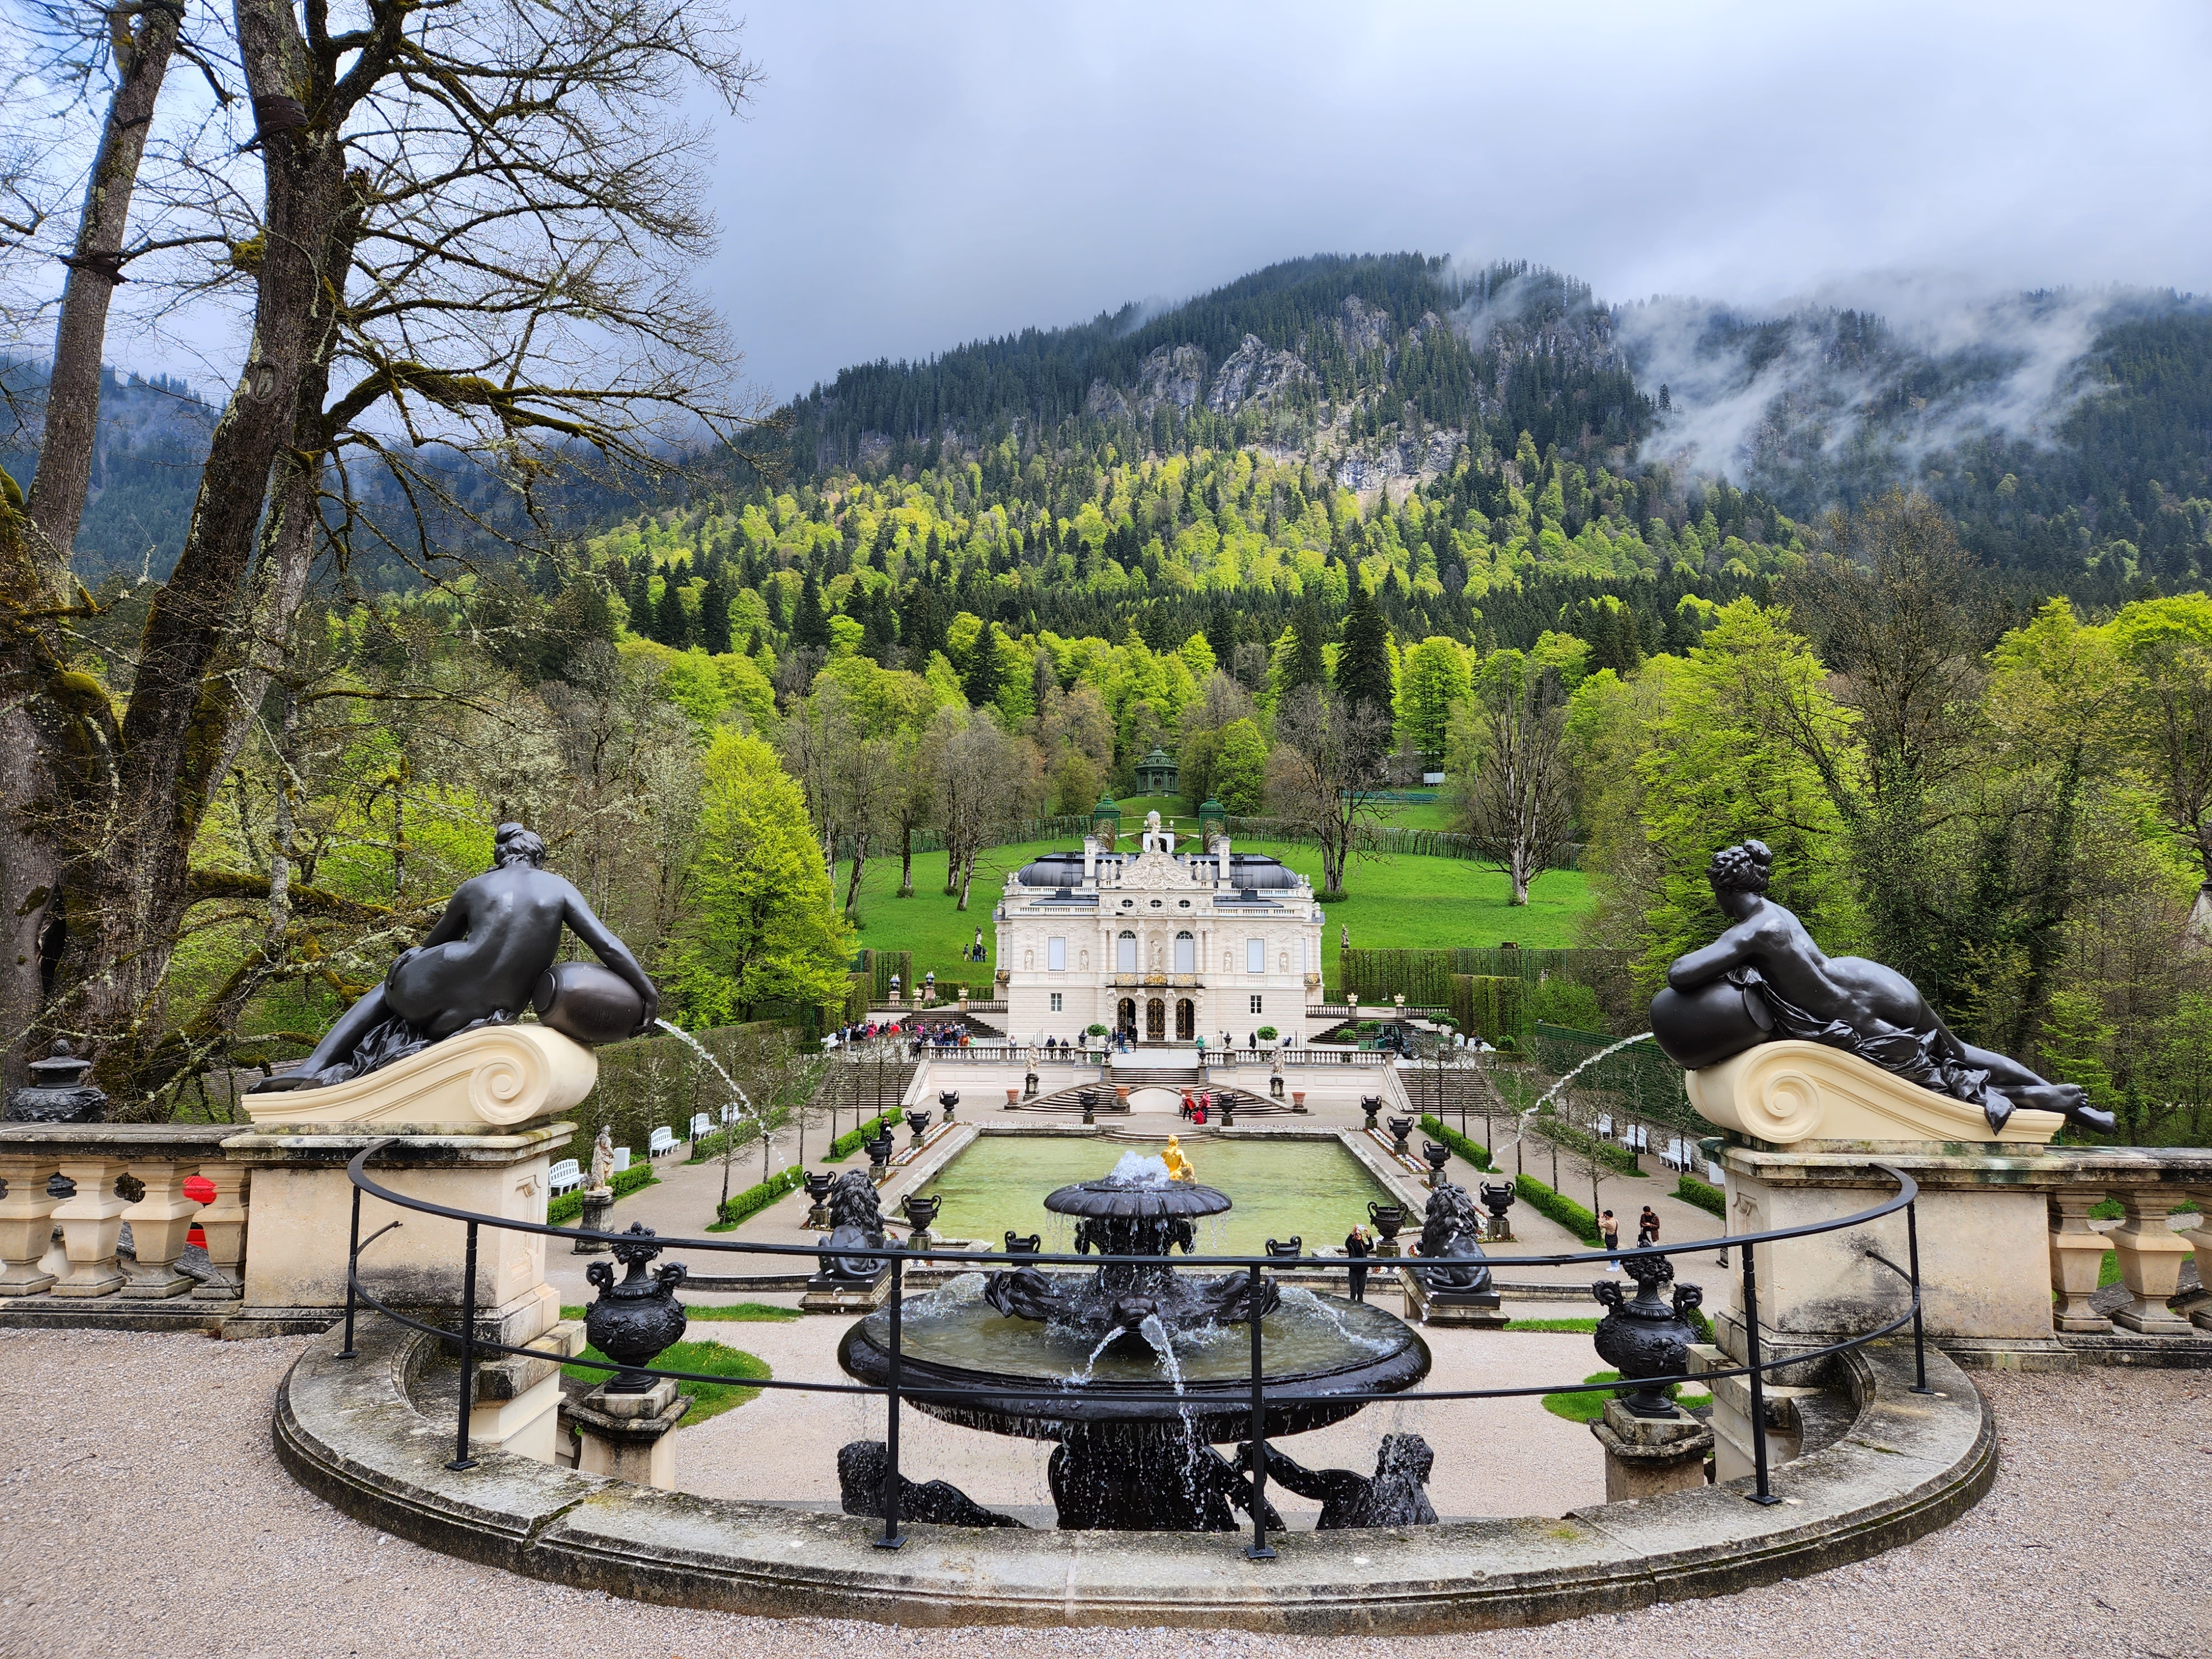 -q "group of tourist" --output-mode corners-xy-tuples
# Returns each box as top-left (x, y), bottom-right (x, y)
(1177, 1088), (1219, 1124)
(1597, 1204), (1663, 1263)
